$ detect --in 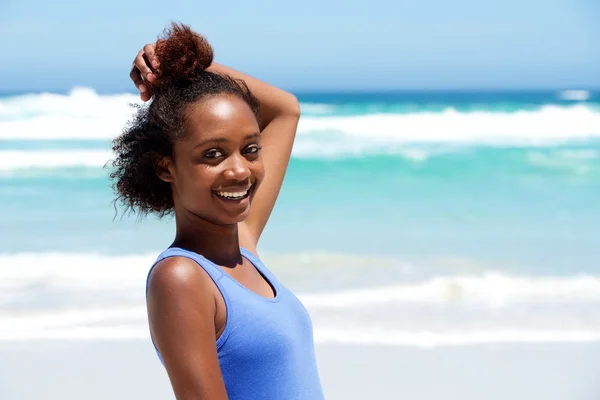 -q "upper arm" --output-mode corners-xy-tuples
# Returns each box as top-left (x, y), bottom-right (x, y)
(242, 94), (300, 244)
(147, 257), (229, 400)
